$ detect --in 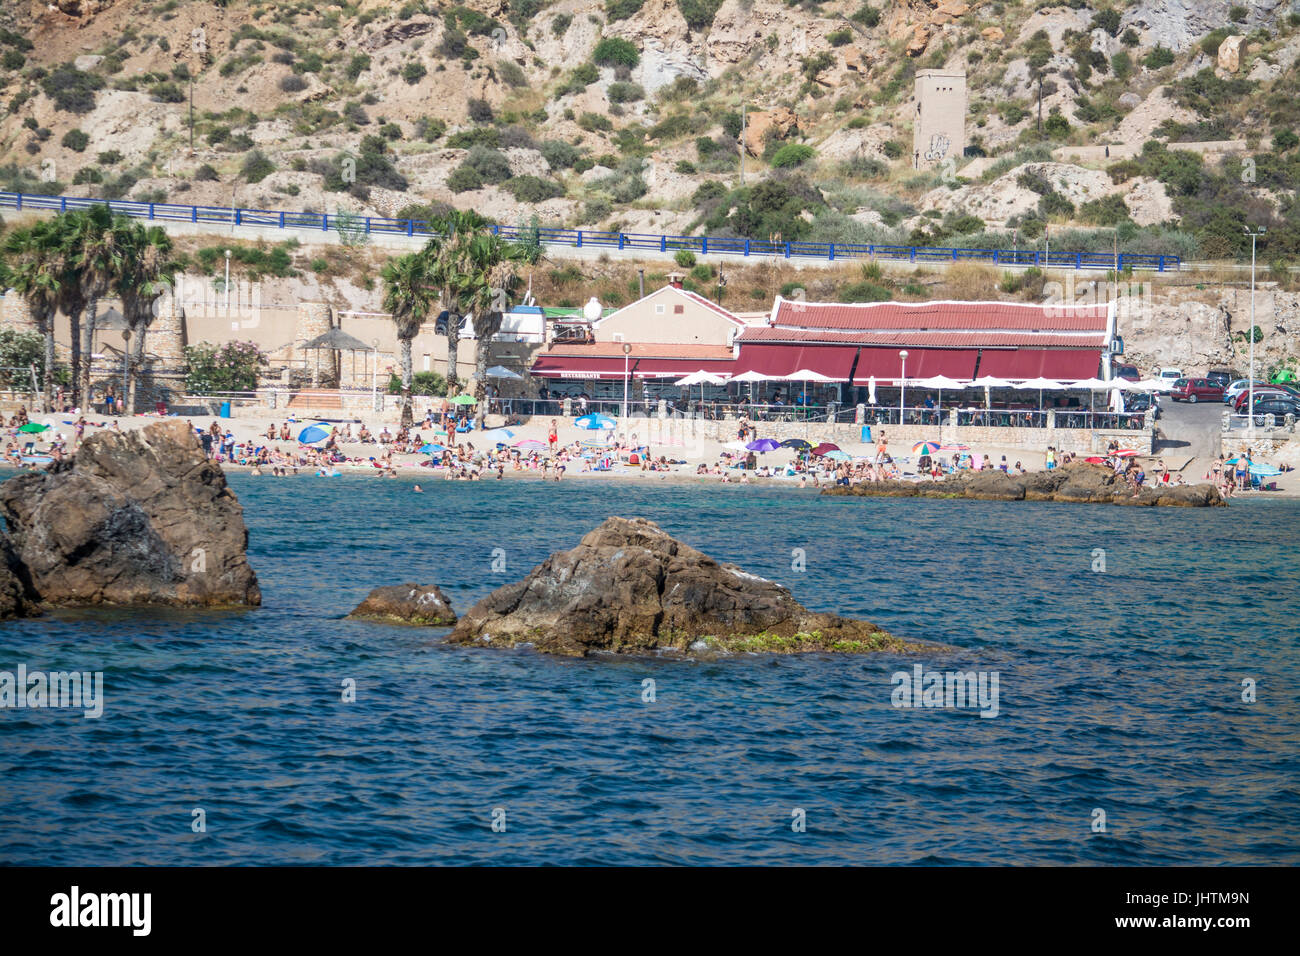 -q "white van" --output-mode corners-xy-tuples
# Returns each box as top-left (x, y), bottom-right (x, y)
(1156, 368), (1184, 392)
